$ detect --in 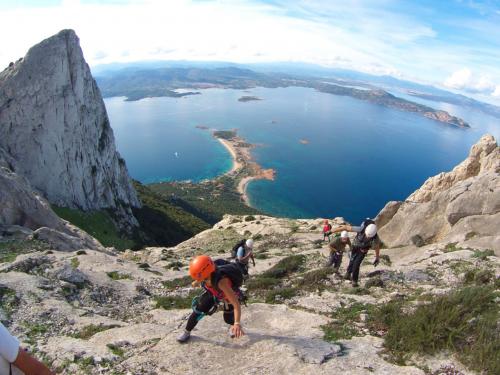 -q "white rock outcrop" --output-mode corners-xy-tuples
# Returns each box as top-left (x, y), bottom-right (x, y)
(0, 29), (140, 229)
(377, 134), (500, 249)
